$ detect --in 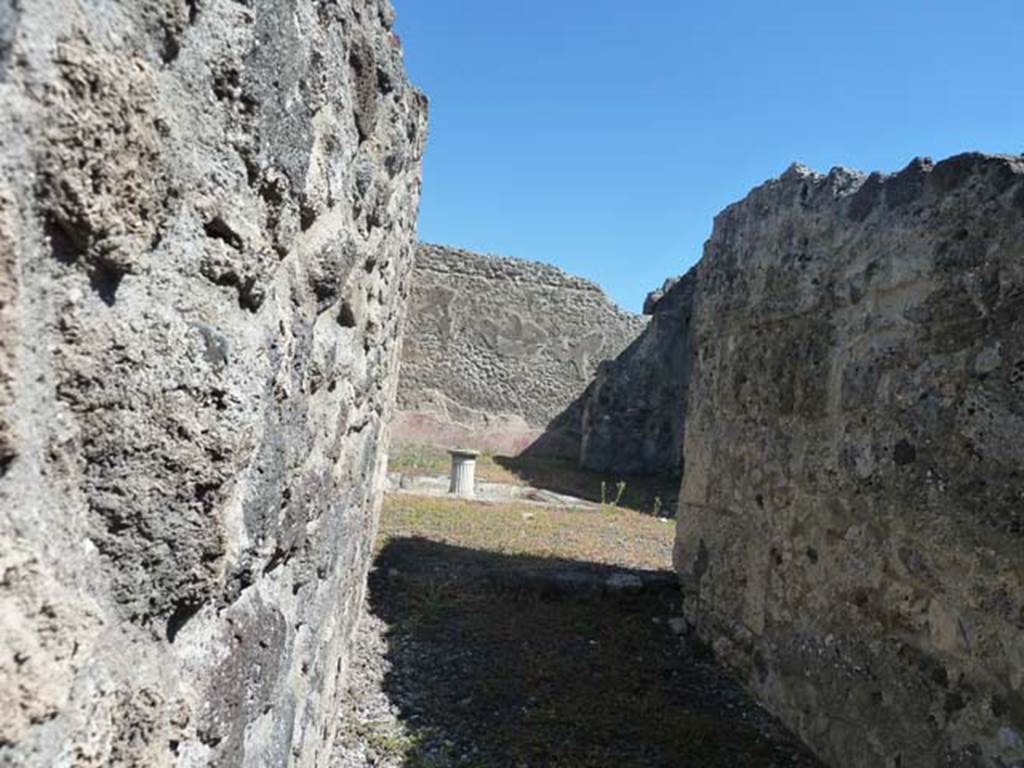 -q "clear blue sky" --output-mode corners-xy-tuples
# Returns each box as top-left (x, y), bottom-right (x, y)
(394, 1), (1023, 312)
